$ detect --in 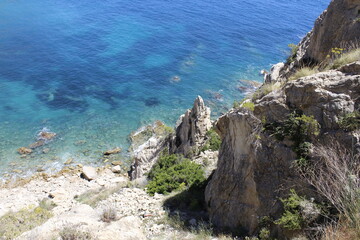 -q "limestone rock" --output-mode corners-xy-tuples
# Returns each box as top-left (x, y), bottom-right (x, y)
(17, 147), (32, 155)
(297, 0), (360, 64)
(339, 61), (360, 74)
(206, 67), (360, 236)
(129, 121), (172, 180)
(264, 62), (285, 83)
(111, 165), (121, 174)
(80, 166), (98, 181)
(104, 147), (121, 155)
(172, 96), (212, 156)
